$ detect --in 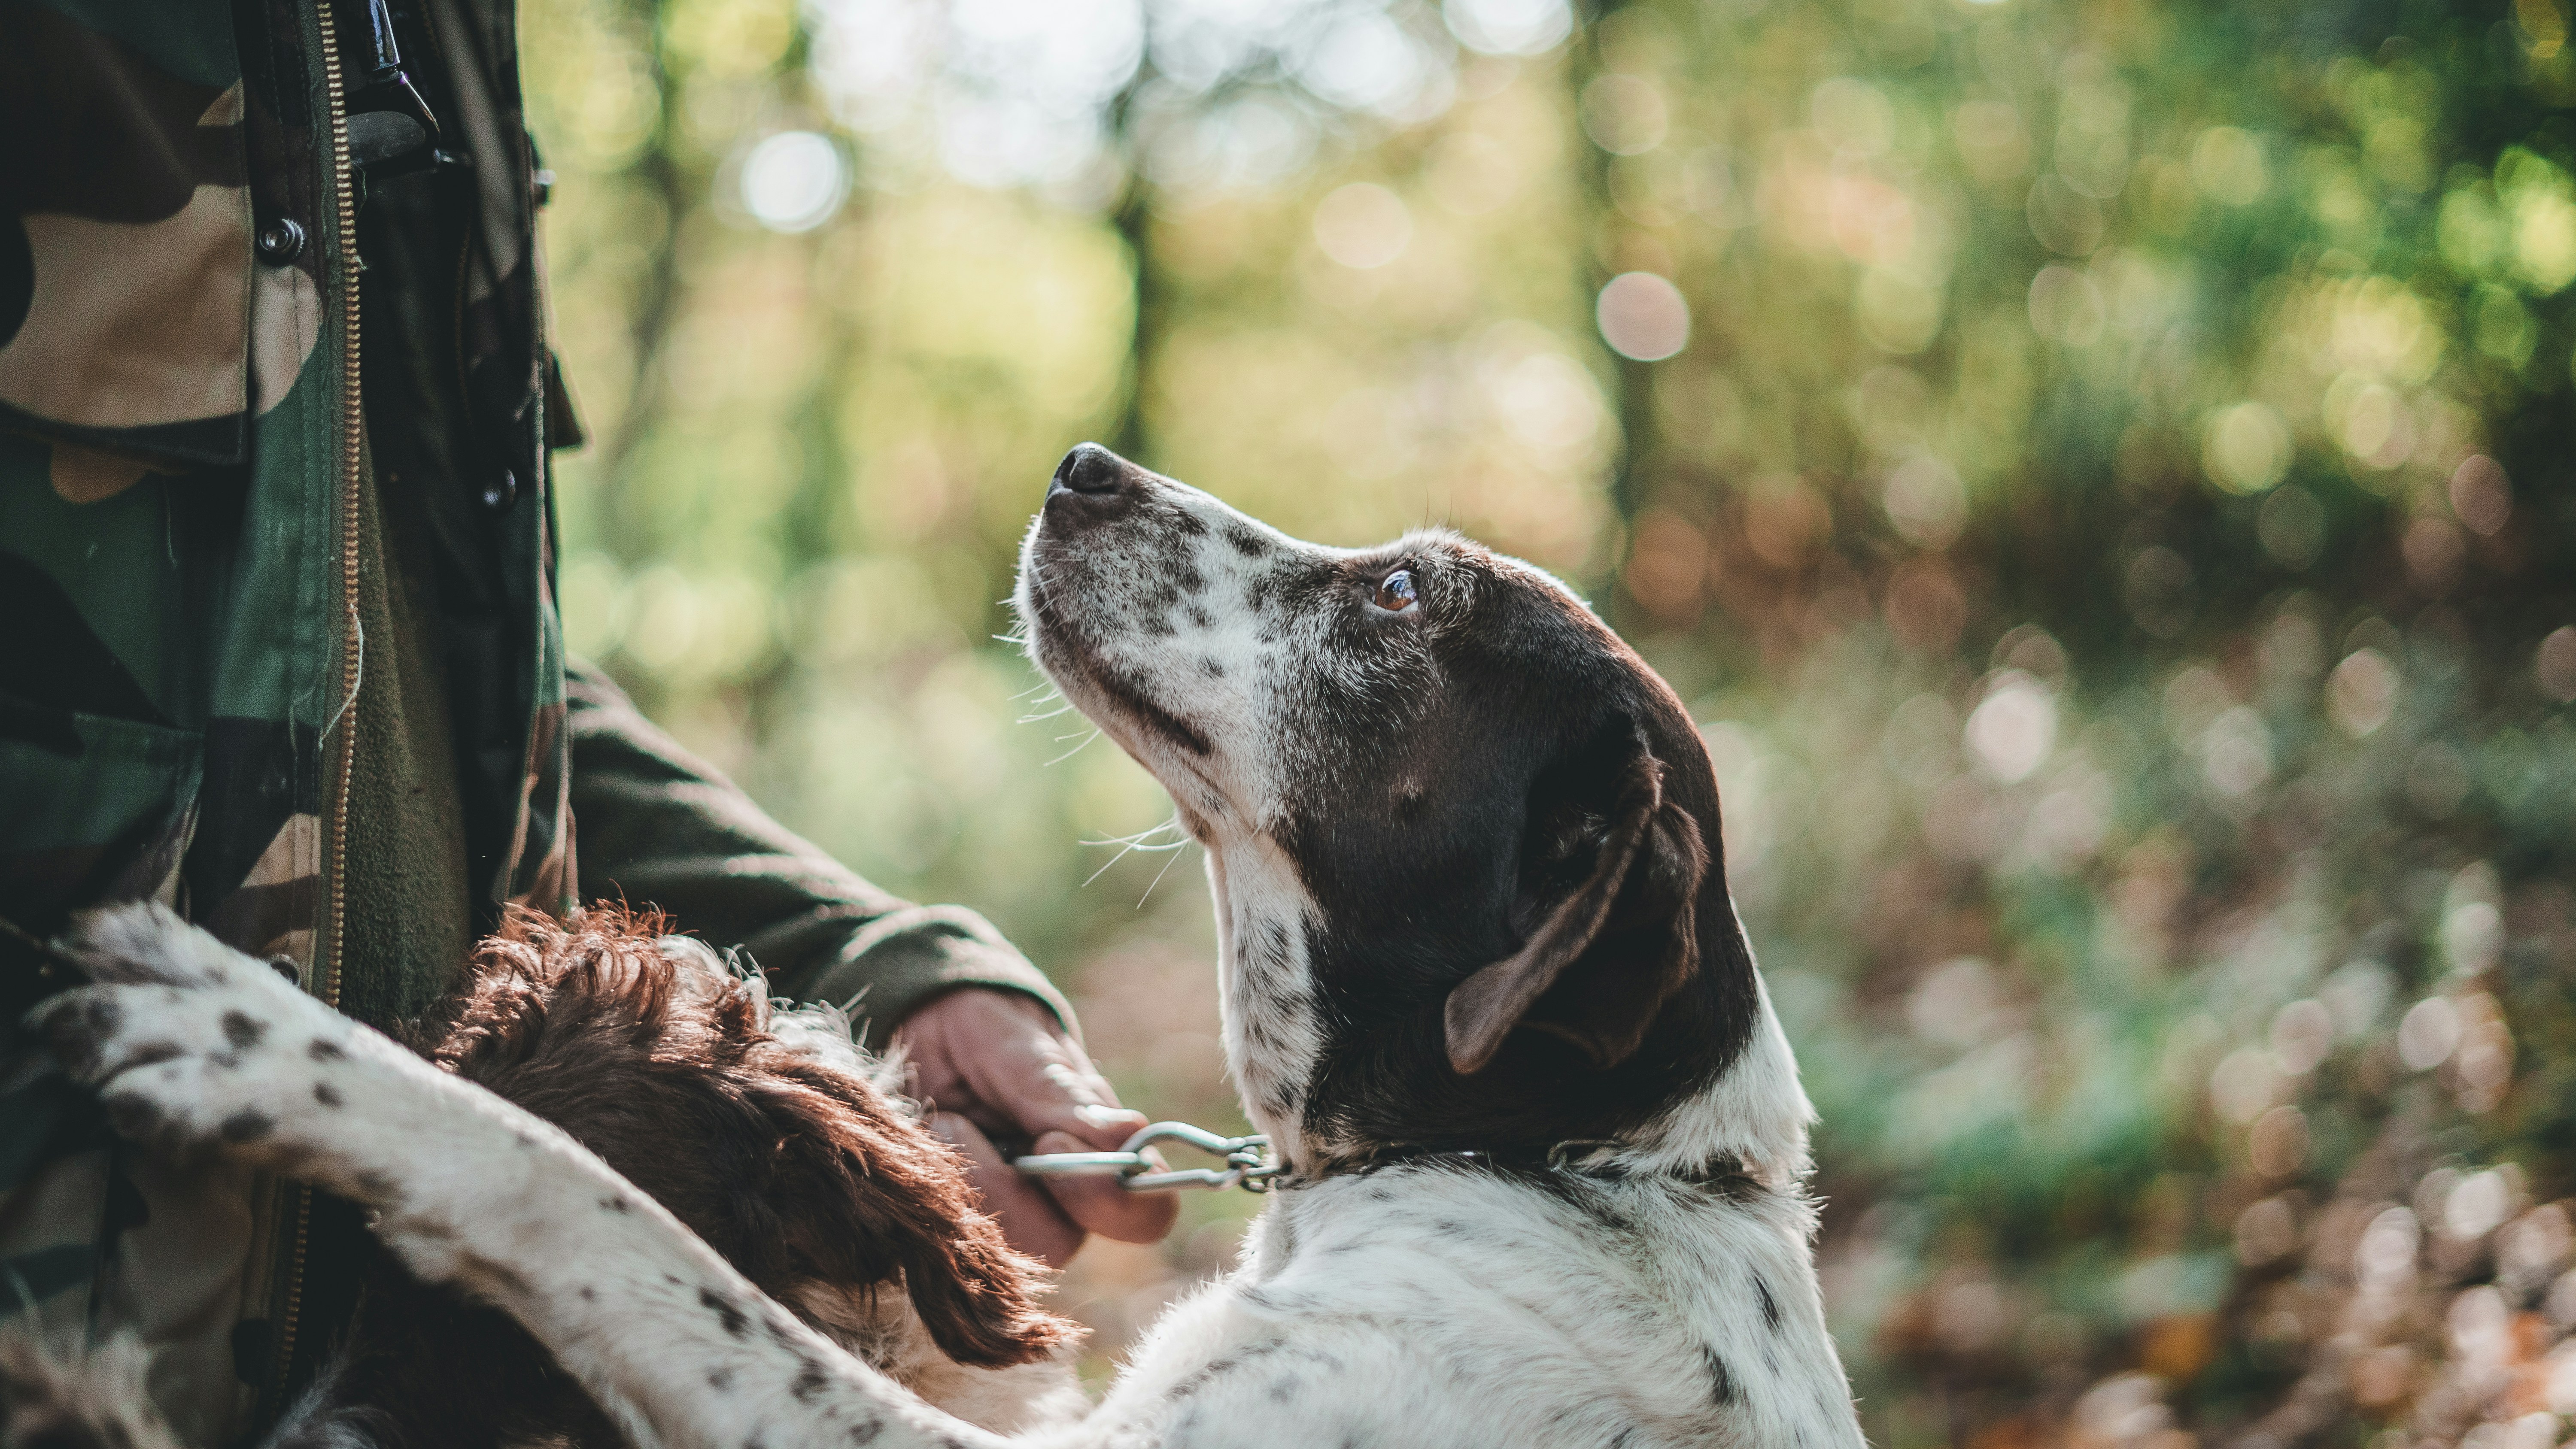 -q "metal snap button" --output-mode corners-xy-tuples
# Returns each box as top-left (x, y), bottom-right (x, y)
(256, 218), (306, 265)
